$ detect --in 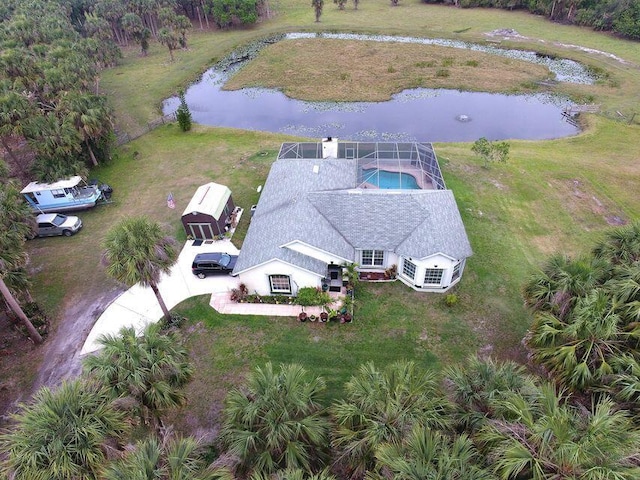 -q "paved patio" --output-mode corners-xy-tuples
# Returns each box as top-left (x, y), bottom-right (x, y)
(80, 239), (338, 355)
